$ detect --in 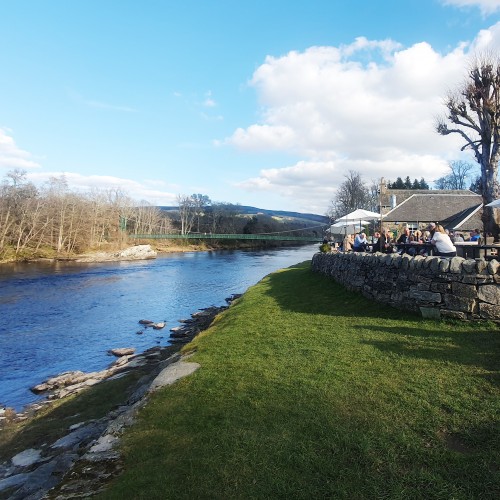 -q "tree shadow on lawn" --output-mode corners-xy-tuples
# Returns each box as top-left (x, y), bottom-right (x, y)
(263, 263), (419, 321)
(355, 324), (500, 383)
